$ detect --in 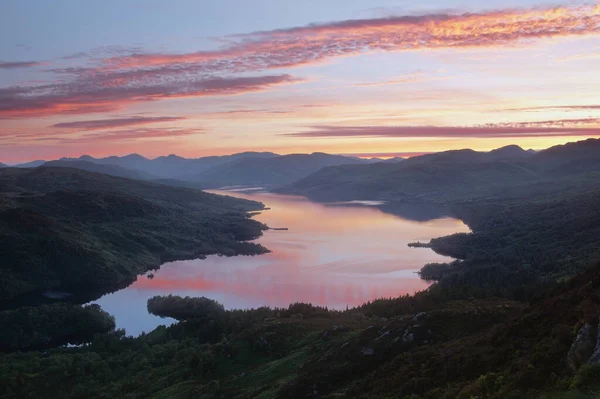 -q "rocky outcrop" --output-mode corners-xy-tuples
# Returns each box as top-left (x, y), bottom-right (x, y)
(588, 319), (600, 365)
(568, 322), (599, 371)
